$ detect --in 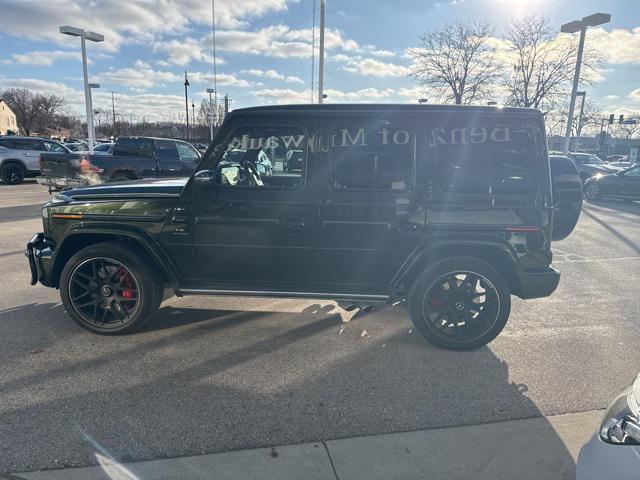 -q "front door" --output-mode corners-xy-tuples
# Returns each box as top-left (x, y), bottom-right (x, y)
(622, 165), (640, 198)
(189, 120), (316, 288)
(314, 118), (426, 293)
